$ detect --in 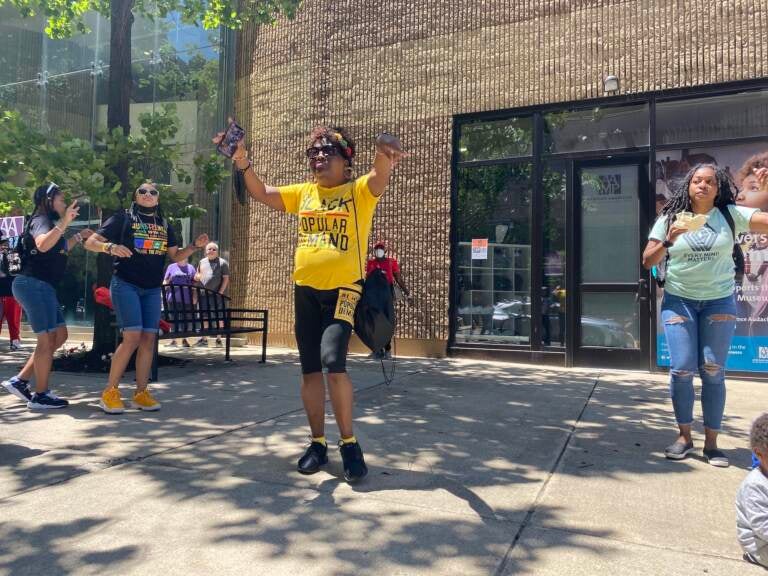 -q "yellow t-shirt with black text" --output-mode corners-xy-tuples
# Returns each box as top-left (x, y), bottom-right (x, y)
(279, 174), (379, 290)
